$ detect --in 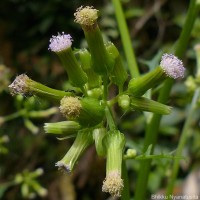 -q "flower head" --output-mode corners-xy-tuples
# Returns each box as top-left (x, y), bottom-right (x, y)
(59, 96), (82, 120)
(48, 32), (72, 52)
(8, 74), (30, 96)
(74, 6), (98, 27)
(55, 161), (71, 173)
(160, 54), (185, 79)
(102, 171), (124, 197)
